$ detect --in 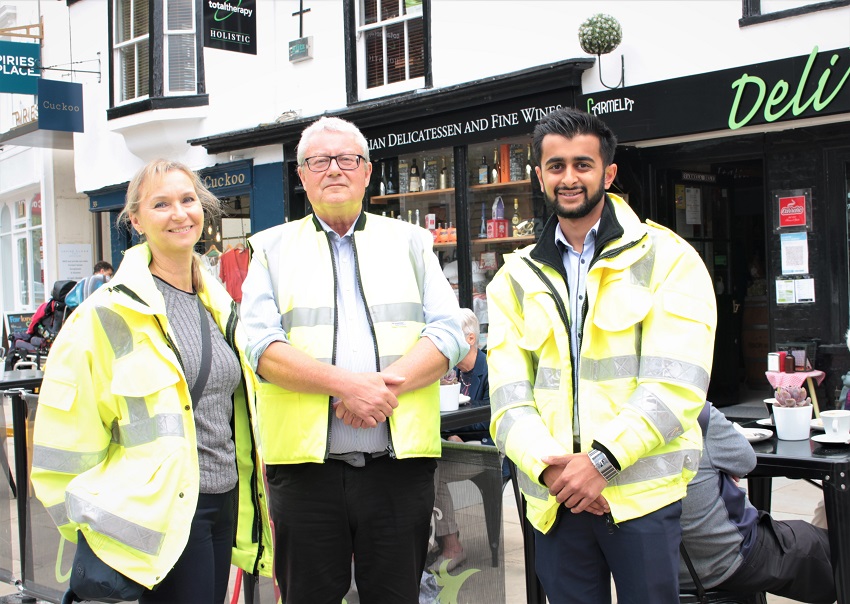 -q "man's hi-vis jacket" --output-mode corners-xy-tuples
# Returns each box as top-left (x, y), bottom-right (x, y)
(248, 212), (446, 464)
(30, 244), (273, 589)
(487, 194), (717, 533)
